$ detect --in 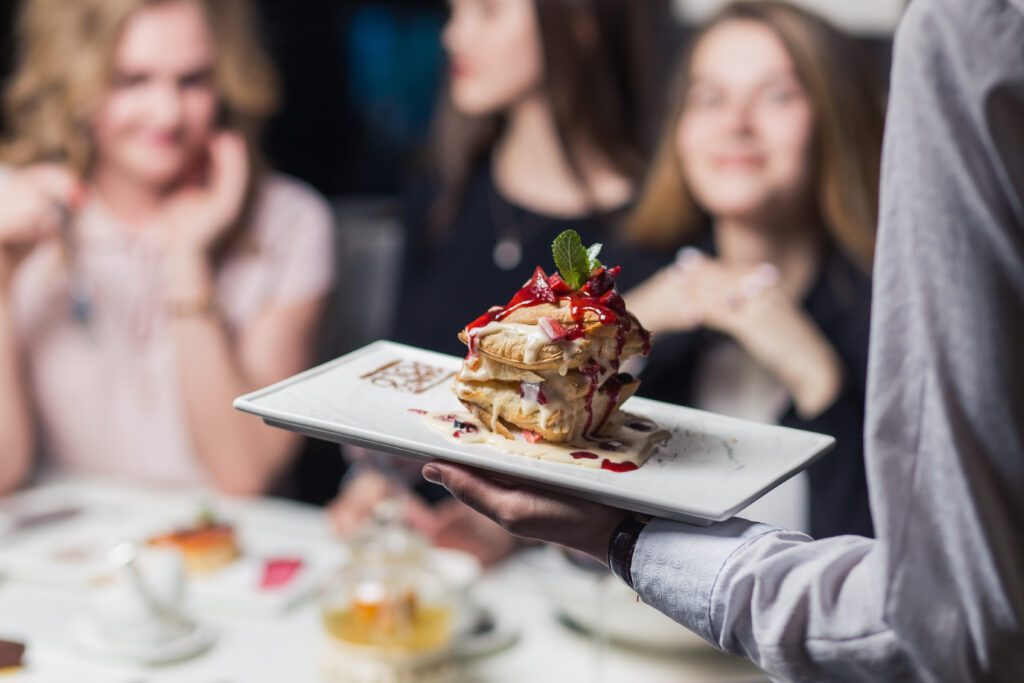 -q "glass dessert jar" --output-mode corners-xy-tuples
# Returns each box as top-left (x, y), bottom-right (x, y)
(320, 502), (455, 683)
